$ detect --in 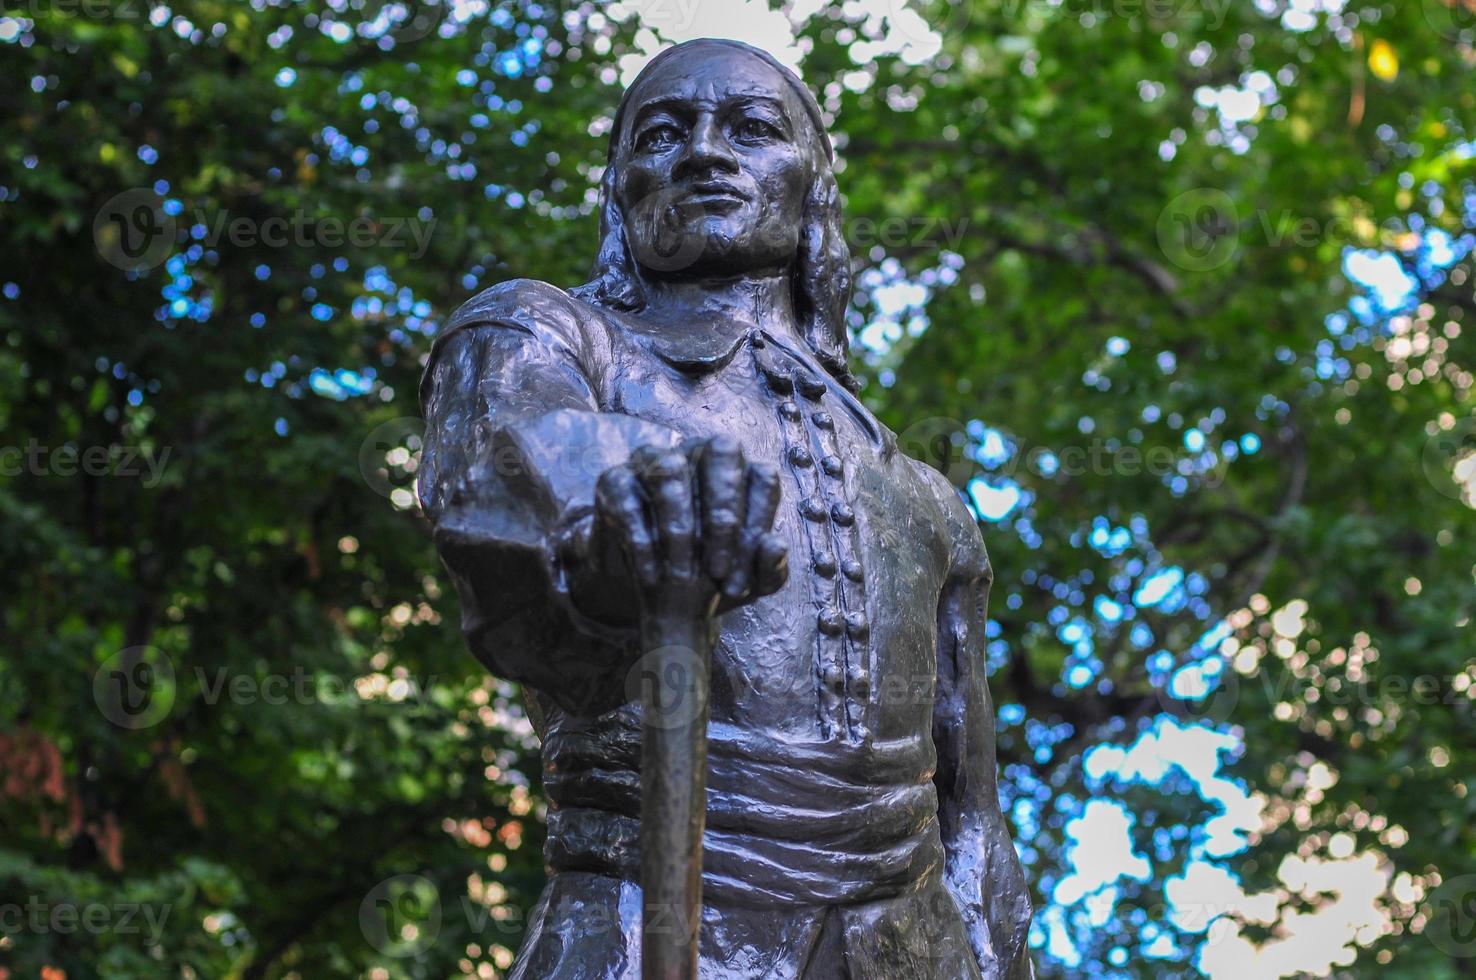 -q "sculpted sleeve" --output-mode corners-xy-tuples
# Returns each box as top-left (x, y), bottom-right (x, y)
(418, 279), (681, 715)
(920, 463), (1035, 979)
